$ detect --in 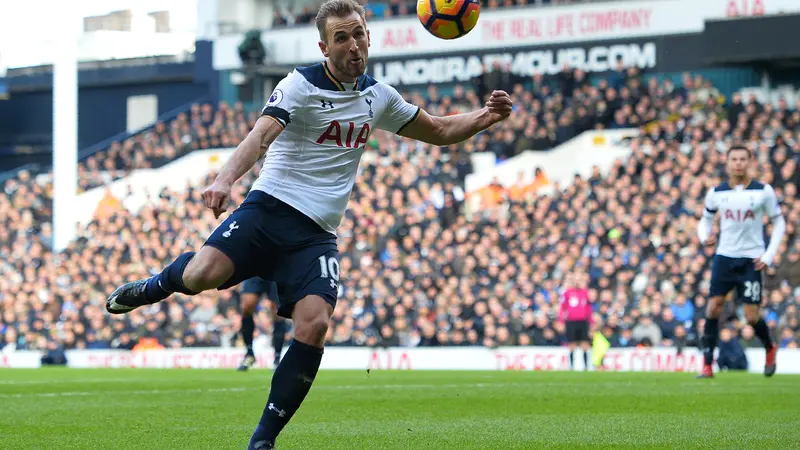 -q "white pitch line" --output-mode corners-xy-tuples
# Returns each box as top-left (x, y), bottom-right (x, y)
(0, 378), (161, 385)
(2, 380), (733, 399)
(0, 386), (252, 399)
(0, 382), (525, 399)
